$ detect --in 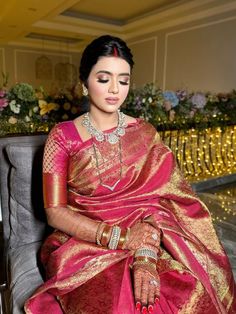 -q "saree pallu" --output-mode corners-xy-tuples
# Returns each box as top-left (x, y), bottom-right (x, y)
(25, 119), (236, 314)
